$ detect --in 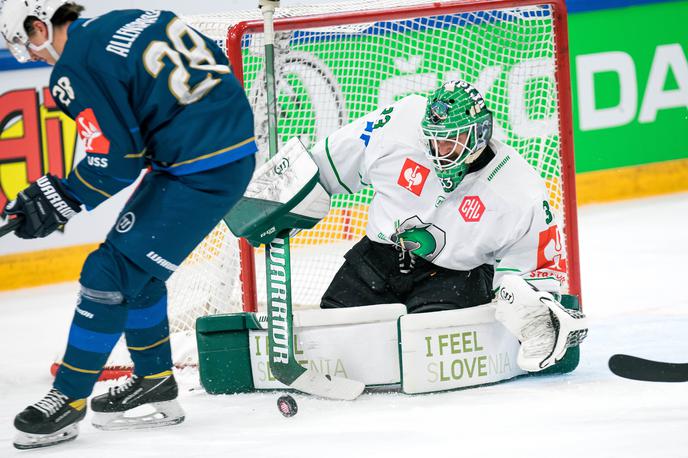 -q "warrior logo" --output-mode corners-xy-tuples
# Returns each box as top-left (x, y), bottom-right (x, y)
(390, 216), (446, 261)
(267, 237), (290, 364)
(397, 158), (430, 196)
(274, 158), (289, 175)
(146, 251), (179, 272)
(76, 108), (110, 154)
(115, 212), (135, 233)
